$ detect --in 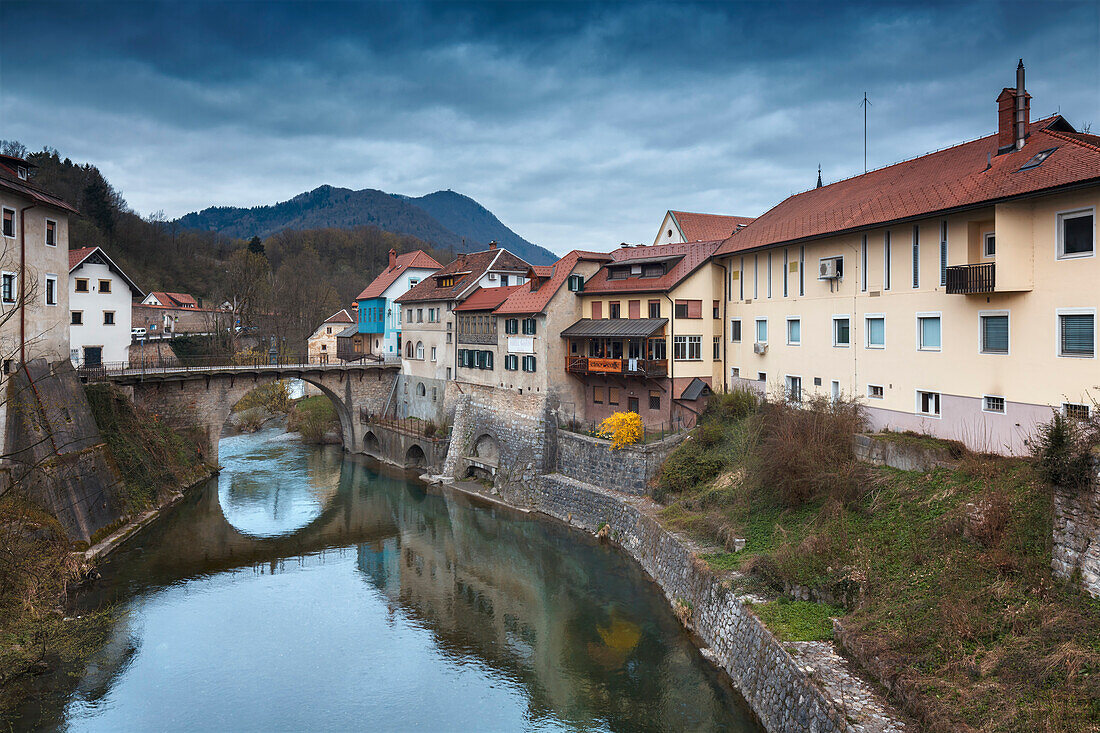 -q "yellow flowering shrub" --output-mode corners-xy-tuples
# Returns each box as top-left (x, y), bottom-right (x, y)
(599, 411), (643, 450)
